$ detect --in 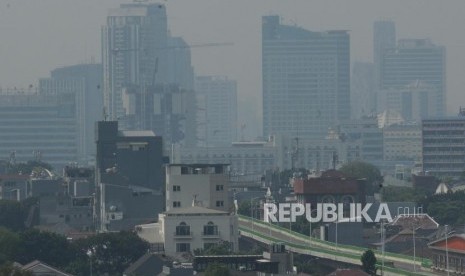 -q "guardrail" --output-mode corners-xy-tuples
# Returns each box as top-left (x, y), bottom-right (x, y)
(238, 215), (433, 274)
